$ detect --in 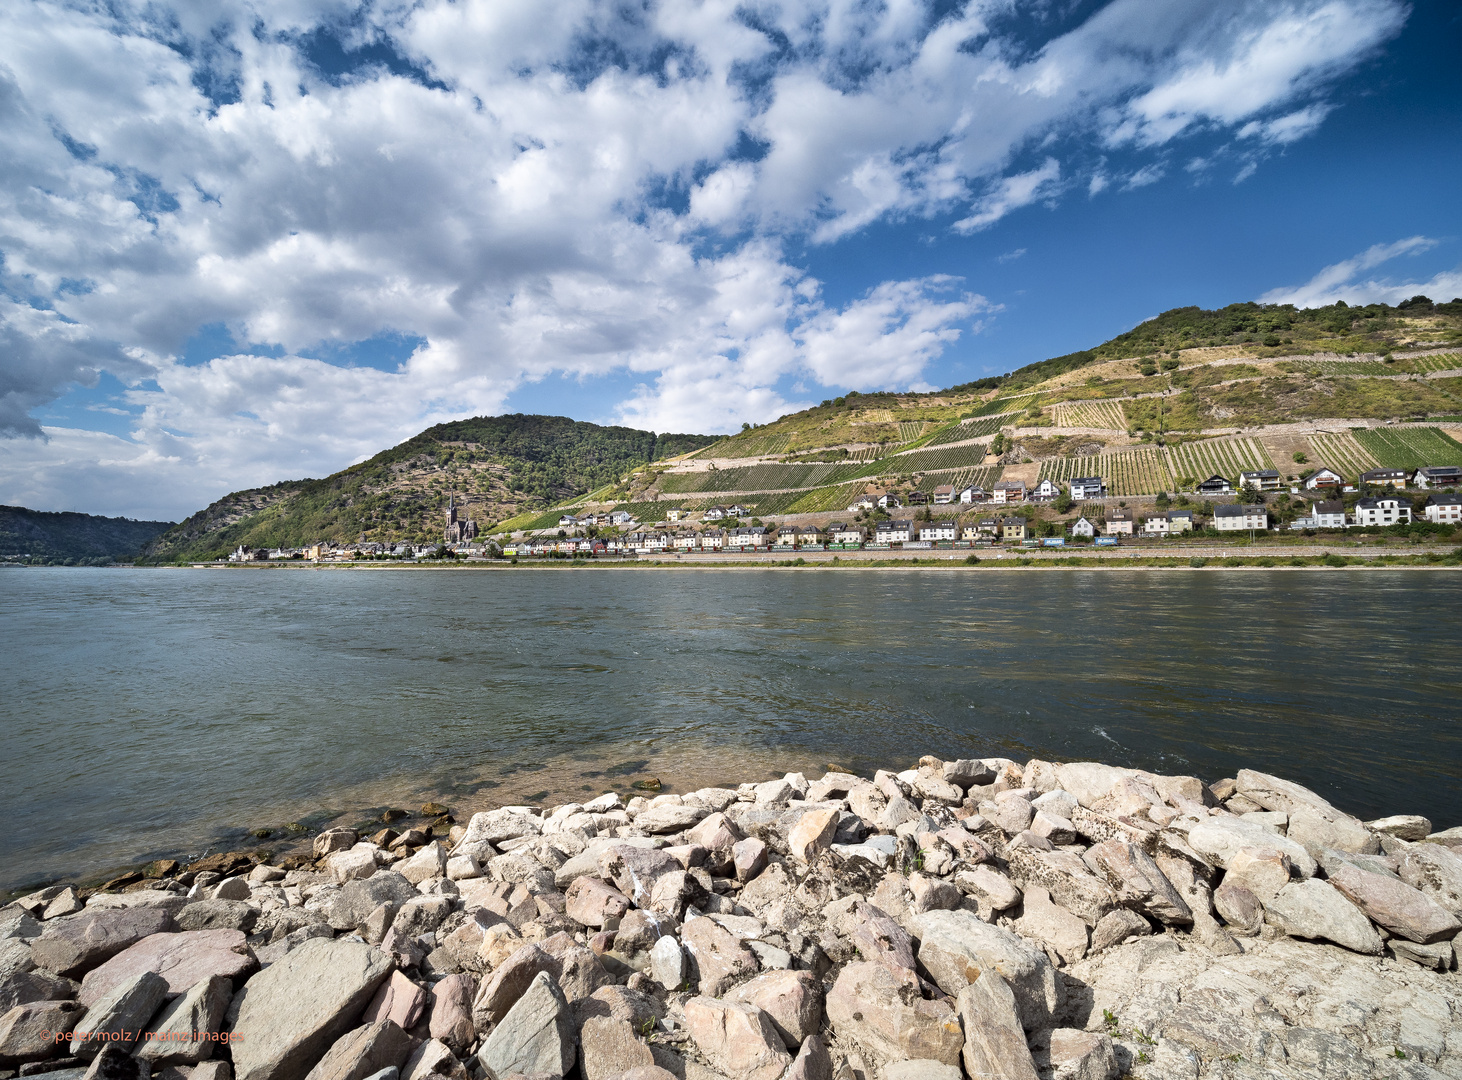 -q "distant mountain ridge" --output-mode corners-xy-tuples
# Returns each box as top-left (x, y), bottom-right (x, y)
(141, 414), (716, 562)
(0, 505), (174, 564)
